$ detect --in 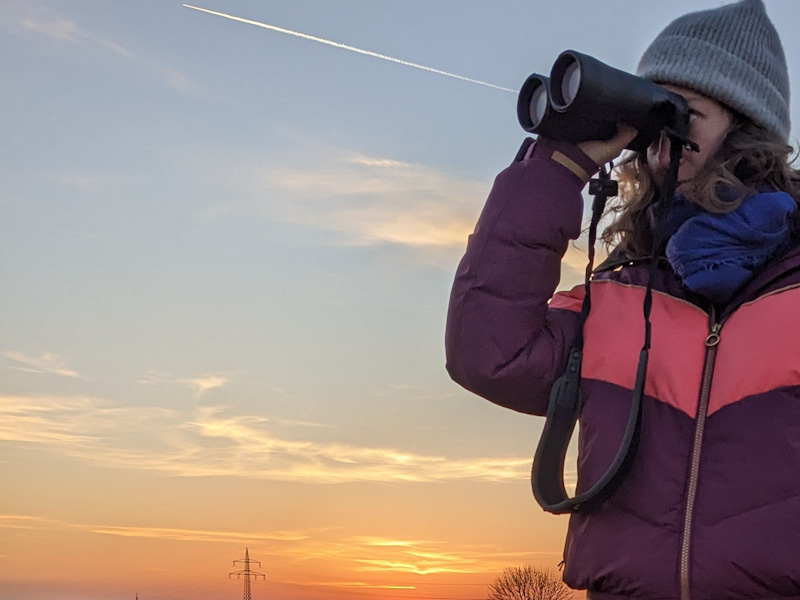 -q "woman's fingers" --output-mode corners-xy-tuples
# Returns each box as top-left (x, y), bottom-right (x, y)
(578, 125), (639, 167)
